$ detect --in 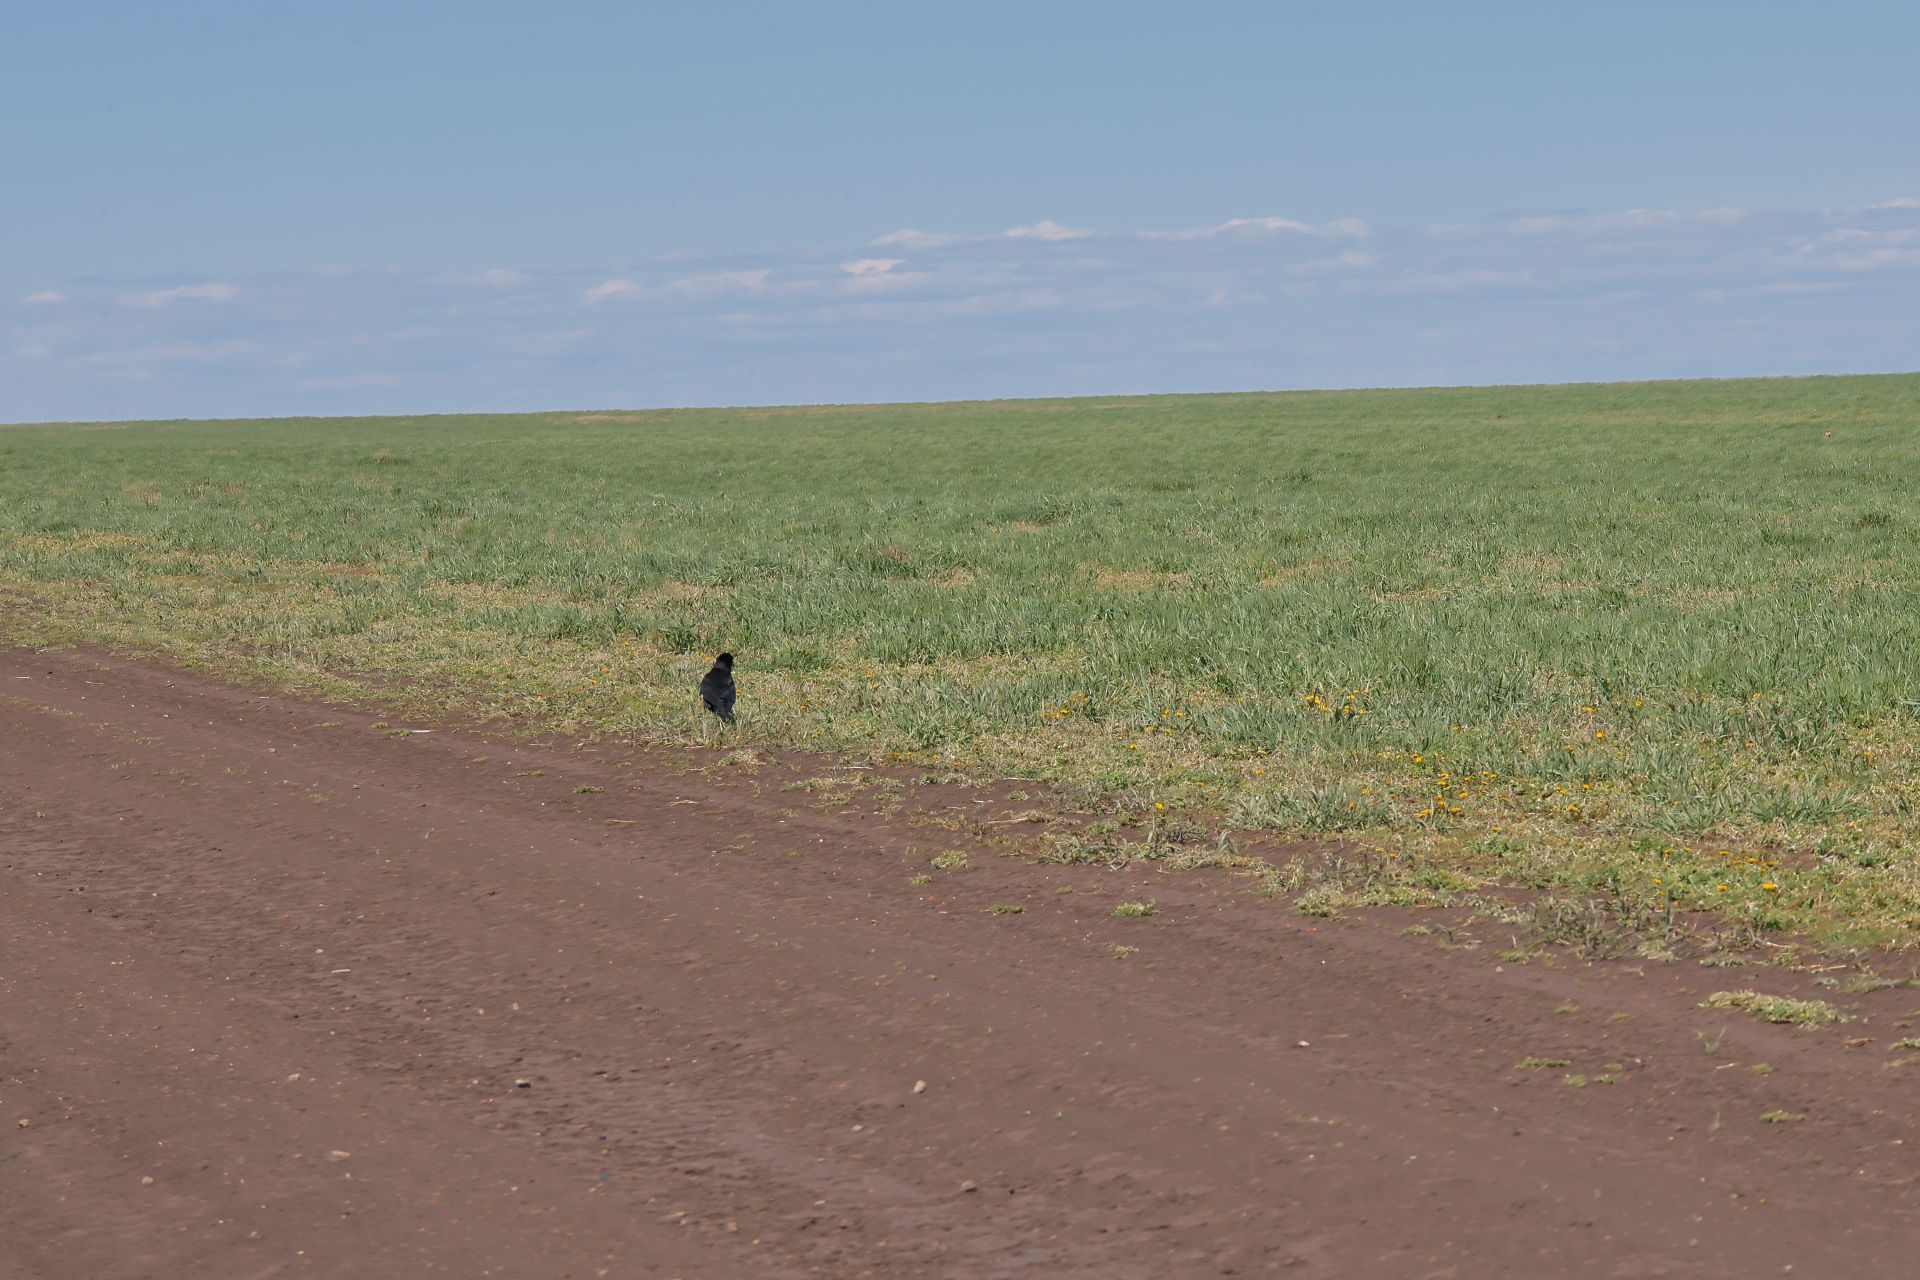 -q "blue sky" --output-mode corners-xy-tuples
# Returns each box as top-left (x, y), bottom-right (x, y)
(4, 1), (1917, 421)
